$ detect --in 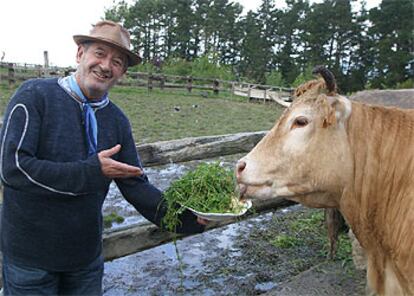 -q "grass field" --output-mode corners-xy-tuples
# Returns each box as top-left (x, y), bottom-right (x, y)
(0, 81), (284, 144)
